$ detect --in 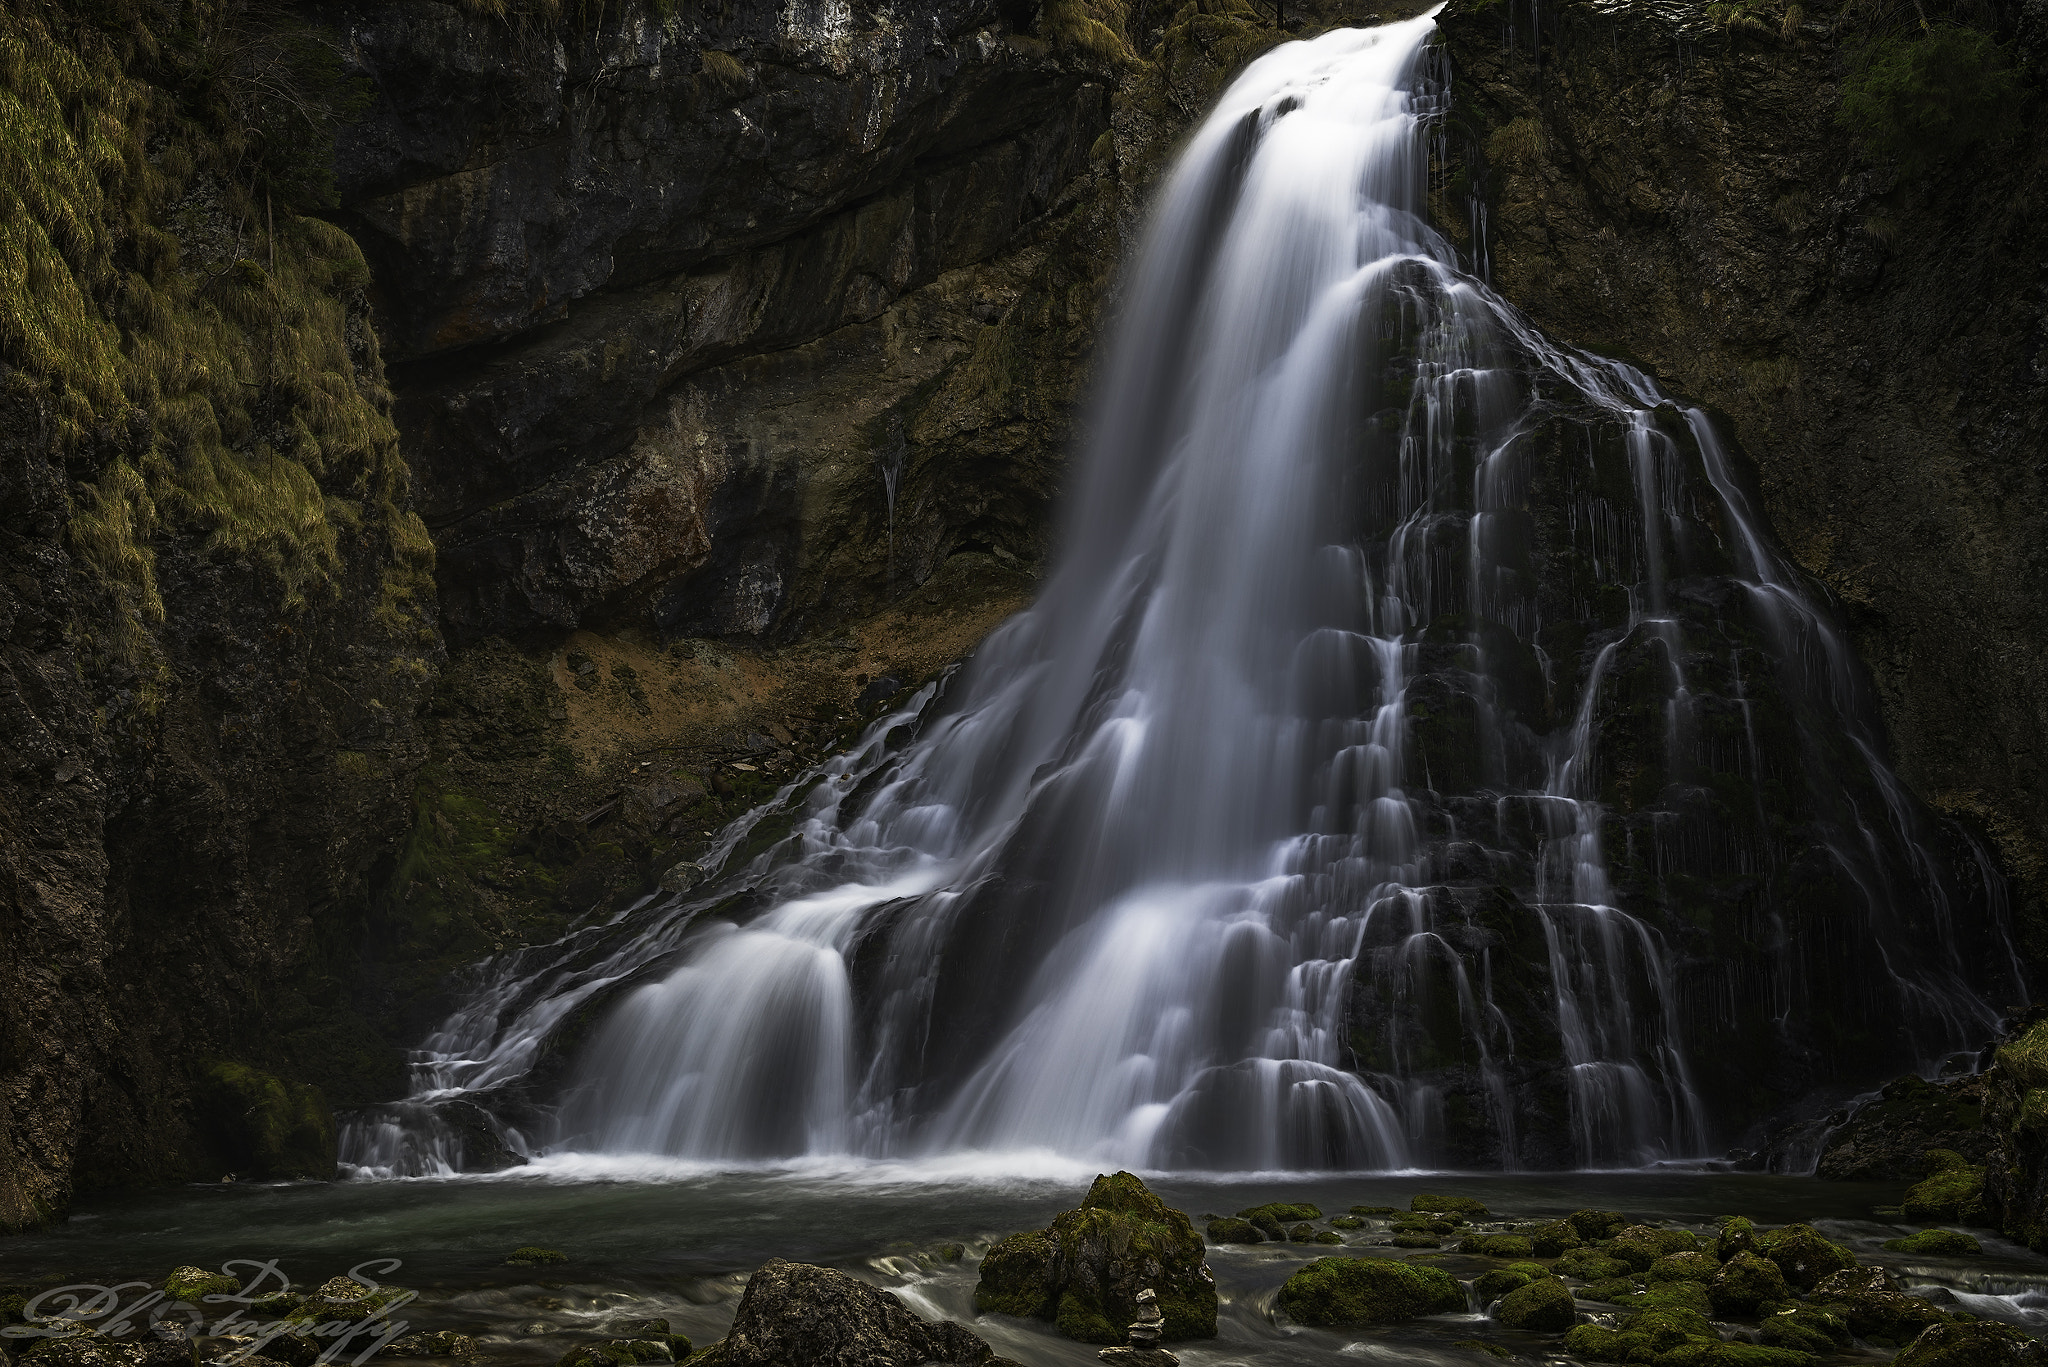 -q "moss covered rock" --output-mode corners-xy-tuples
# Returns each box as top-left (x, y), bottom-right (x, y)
(1902, 1152), (1989, 1224)
(1757, 1307), (1850, 1354)
(1328, 1216), (1364, 1230)
(507, 1247), (568, 1266)
(1558, 1248), (1630, 1281)
(1494, 1277), (1576, 1332)
(974, 1172), (1215, 1343)
(1647, 1252), (1720, 1284)
(1893, 1320), (2047, 1365)
(1717, 1216), (1759, 1261)
(1204, 1217), (1262, 1244)
(1618, 1281), (1714, 1317)
(1883, 1228), (1984, 1255)
(1808, 1265), (1953, 1339)
(557, 1341), (670, 1367)
(1578, 1277), (1642, 1303)
(1472, 1269), (1532, 1301)
(1412, 1195), (1489, 1219)
(1755, 1224), (1857, 1291)
(163, 1267), (241, 1305)
(1528, 1219), (1584, 1256)
(1567, 1210), (1633, 1241)
(1459, 1234), (1534, 1258)
(1710, 1251), (1792, 1317)
(1606, 1225), (1701, 1271)
(1276, 1257), (1464, 1326)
